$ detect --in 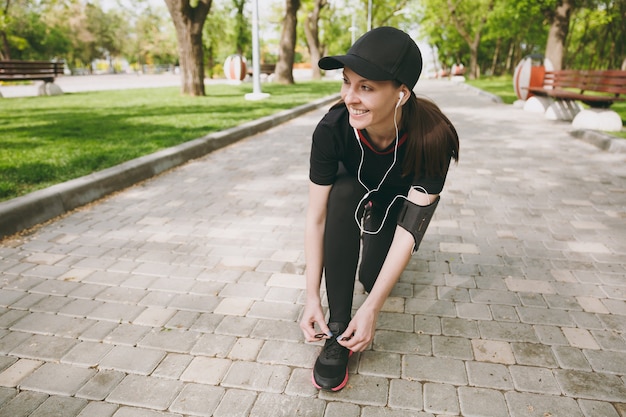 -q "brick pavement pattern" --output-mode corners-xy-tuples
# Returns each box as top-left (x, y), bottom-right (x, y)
(1, 79), (625, 416)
